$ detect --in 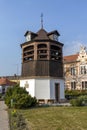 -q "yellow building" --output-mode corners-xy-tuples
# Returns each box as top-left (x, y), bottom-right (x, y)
(64, 46), (87, 90)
